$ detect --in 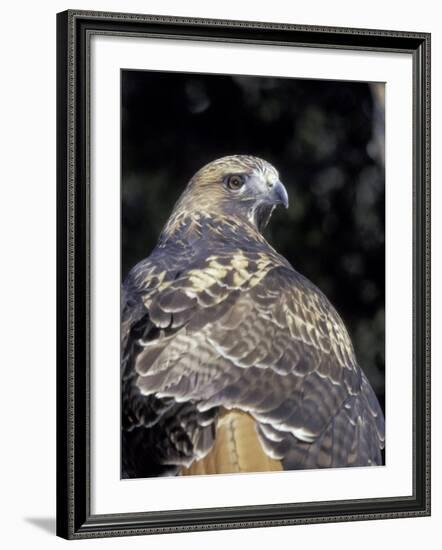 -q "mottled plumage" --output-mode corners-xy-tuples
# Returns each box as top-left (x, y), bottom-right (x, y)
(121, 155), (385, 478)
